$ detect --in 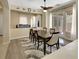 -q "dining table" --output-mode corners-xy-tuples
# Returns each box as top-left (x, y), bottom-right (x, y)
(37, 30), (52, 55)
